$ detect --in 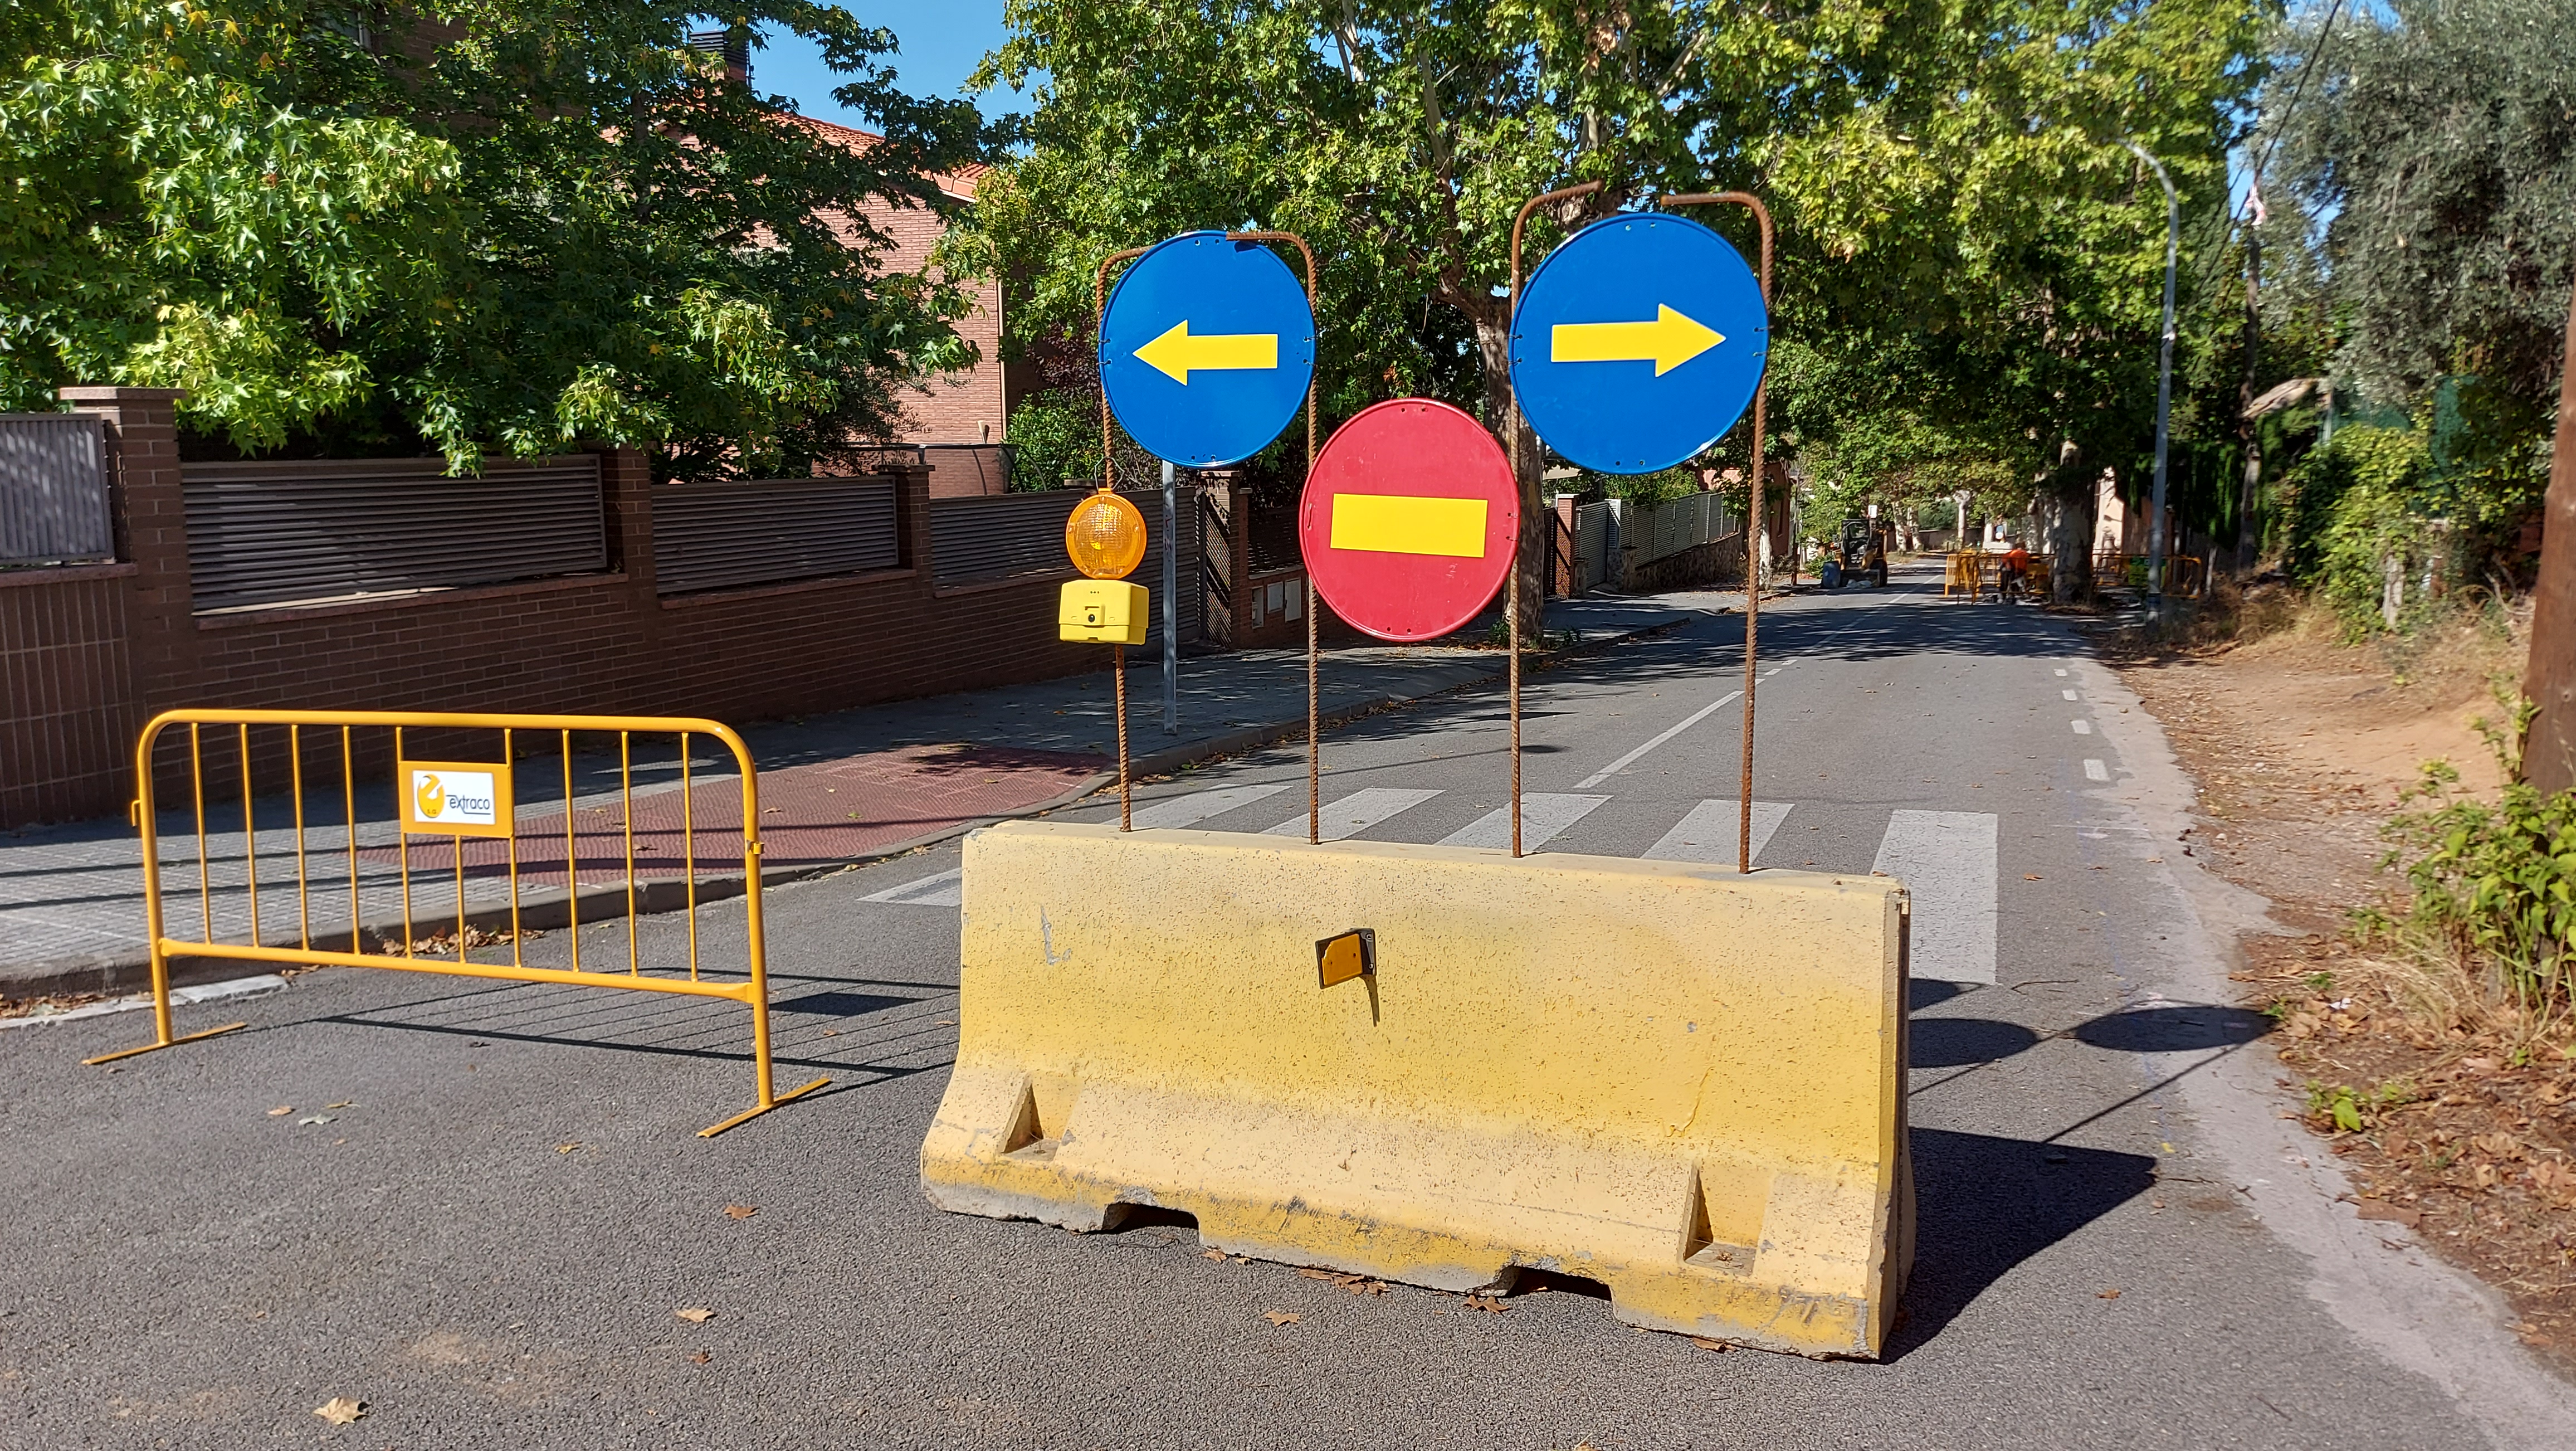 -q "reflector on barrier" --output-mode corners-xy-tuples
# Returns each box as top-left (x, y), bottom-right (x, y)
(920, 820), (1914, 1359)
